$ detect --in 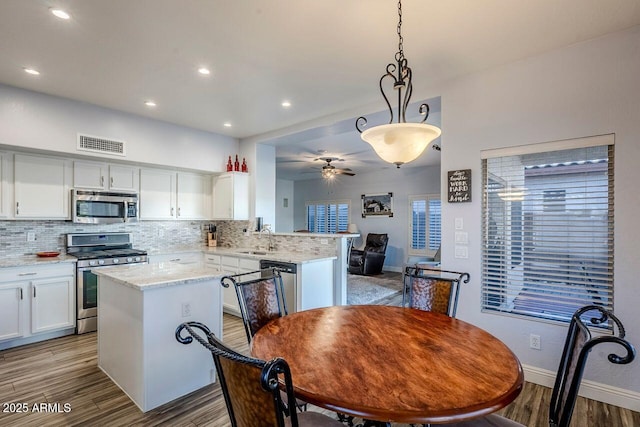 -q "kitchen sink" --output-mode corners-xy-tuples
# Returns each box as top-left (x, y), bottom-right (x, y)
(238, 250), (268, 255)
